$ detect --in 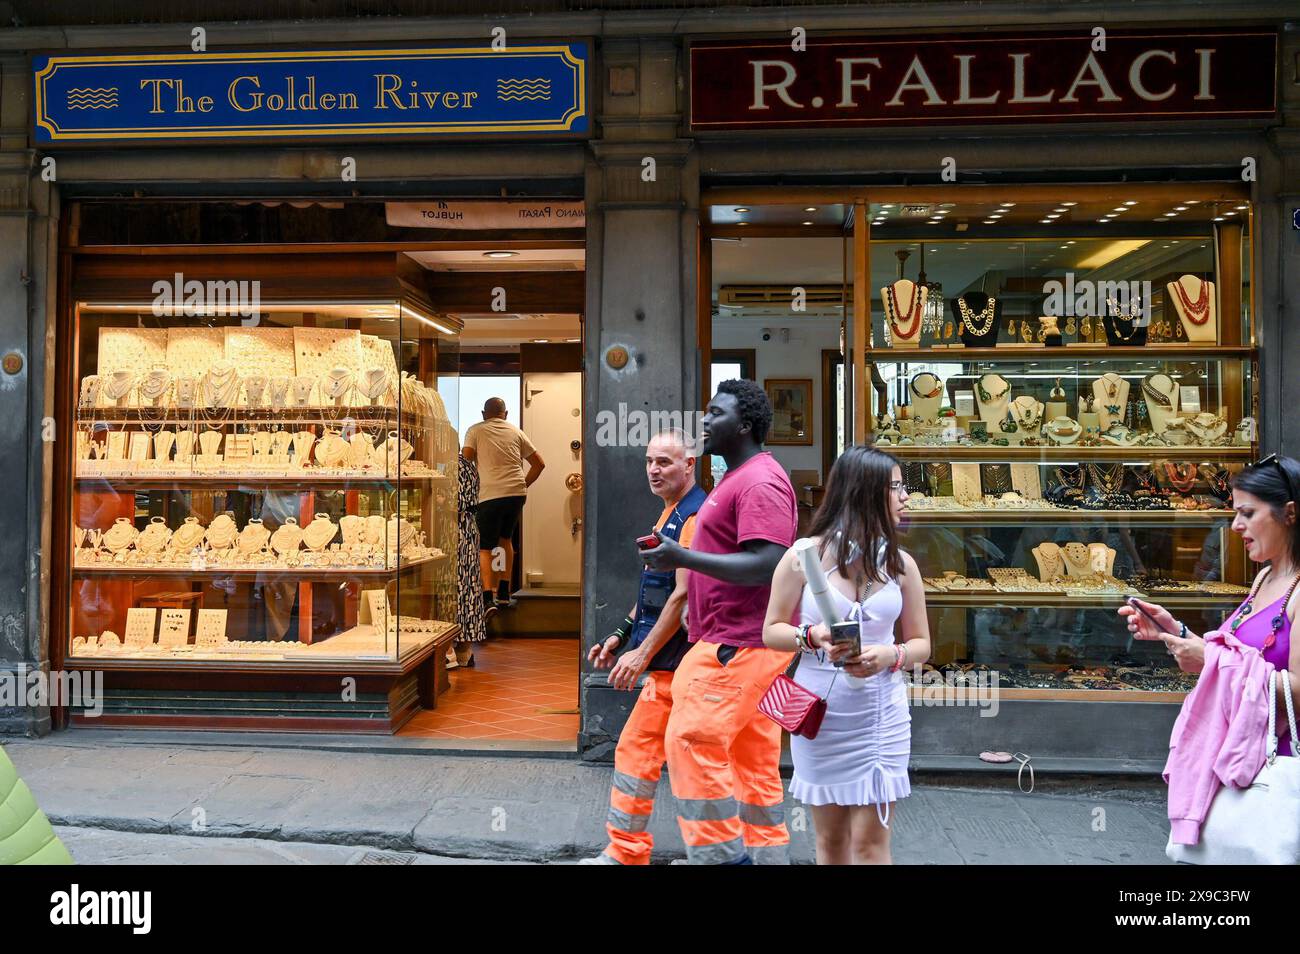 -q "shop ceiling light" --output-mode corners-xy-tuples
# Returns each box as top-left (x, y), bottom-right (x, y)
(1174, 206), (1188, 212)
(1235, 204), (1249, 210)
(735, 207), (750, 213)
(804, 207), (818, 212)
(1075, 239), (1150, 269)
(1061, 201), (1078, 207)
(1124, 201), (1138, 206)
(483, 251), (517, 259)
(982, 219), (996, 225)
(1046, 214), (1060, 219)
(1213, 216), (1226, 222)
(999, 202), (1016, 208)
(1039, 219), (1052, 224)
(802, 221), (814, 226)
